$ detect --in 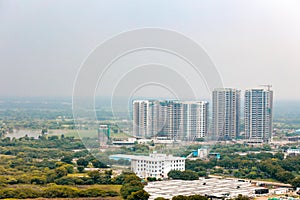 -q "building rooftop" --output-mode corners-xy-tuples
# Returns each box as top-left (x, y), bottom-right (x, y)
(145, 178), (269, 200)
(109, 153), (185, 162)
